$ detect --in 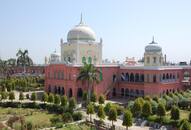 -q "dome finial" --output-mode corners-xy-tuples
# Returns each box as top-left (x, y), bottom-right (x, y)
(152, 36), (154, 43)
(79, 13), (84, 25)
